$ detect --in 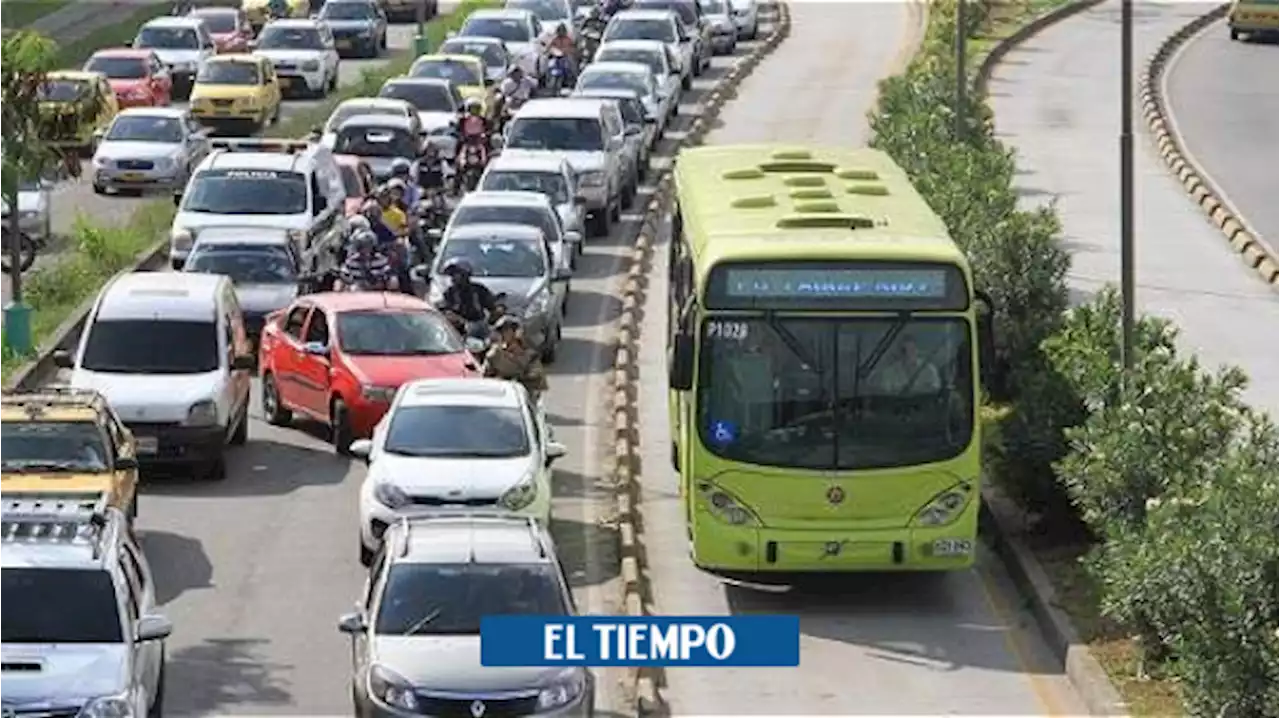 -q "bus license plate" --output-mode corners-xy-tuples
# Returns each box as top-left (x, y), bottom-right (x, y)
(136, 437), (159, 455)
(932, 539), (972, 556)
